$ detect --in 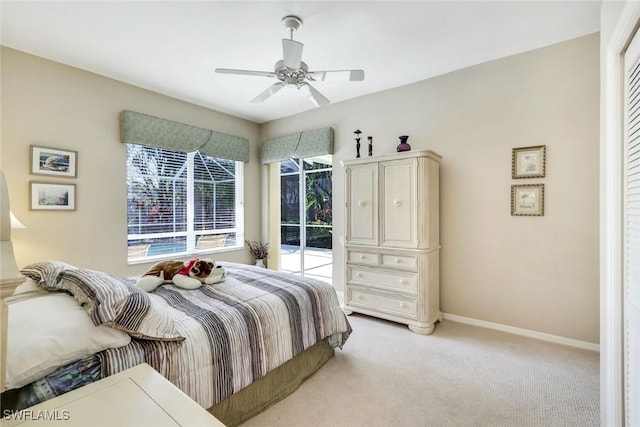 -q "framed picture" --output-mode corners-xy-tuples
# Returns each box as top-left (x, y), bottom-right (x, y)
(30, 182), (76, 211)
(511, 184), (544, 216)
(512, 145), (546, 179)
(30, 145), (77, 178)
